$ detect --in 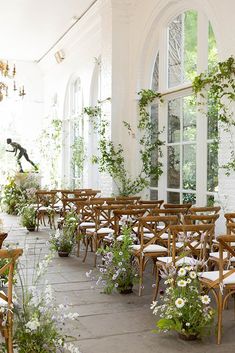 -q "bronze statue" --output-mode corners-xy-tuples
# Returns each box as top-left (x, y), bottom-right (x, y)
(6, 138), (38, 173)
